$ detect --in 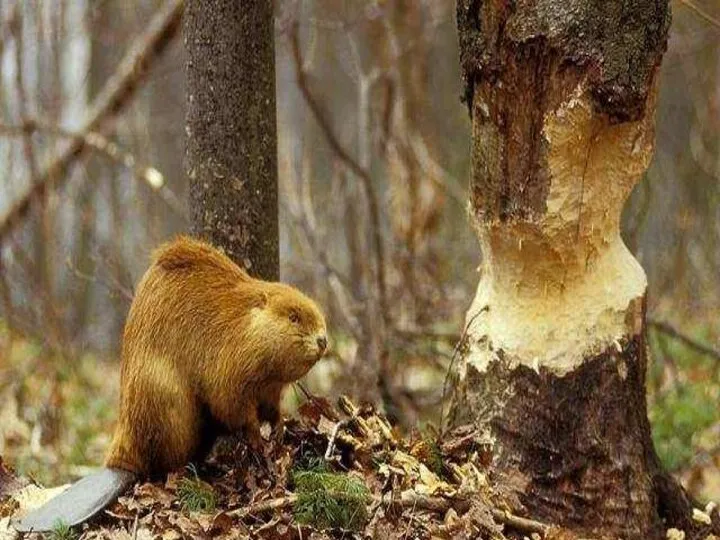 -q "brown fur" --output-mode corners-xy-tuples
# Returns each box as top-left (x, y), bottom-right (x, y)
(105, 236), (327, 476)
